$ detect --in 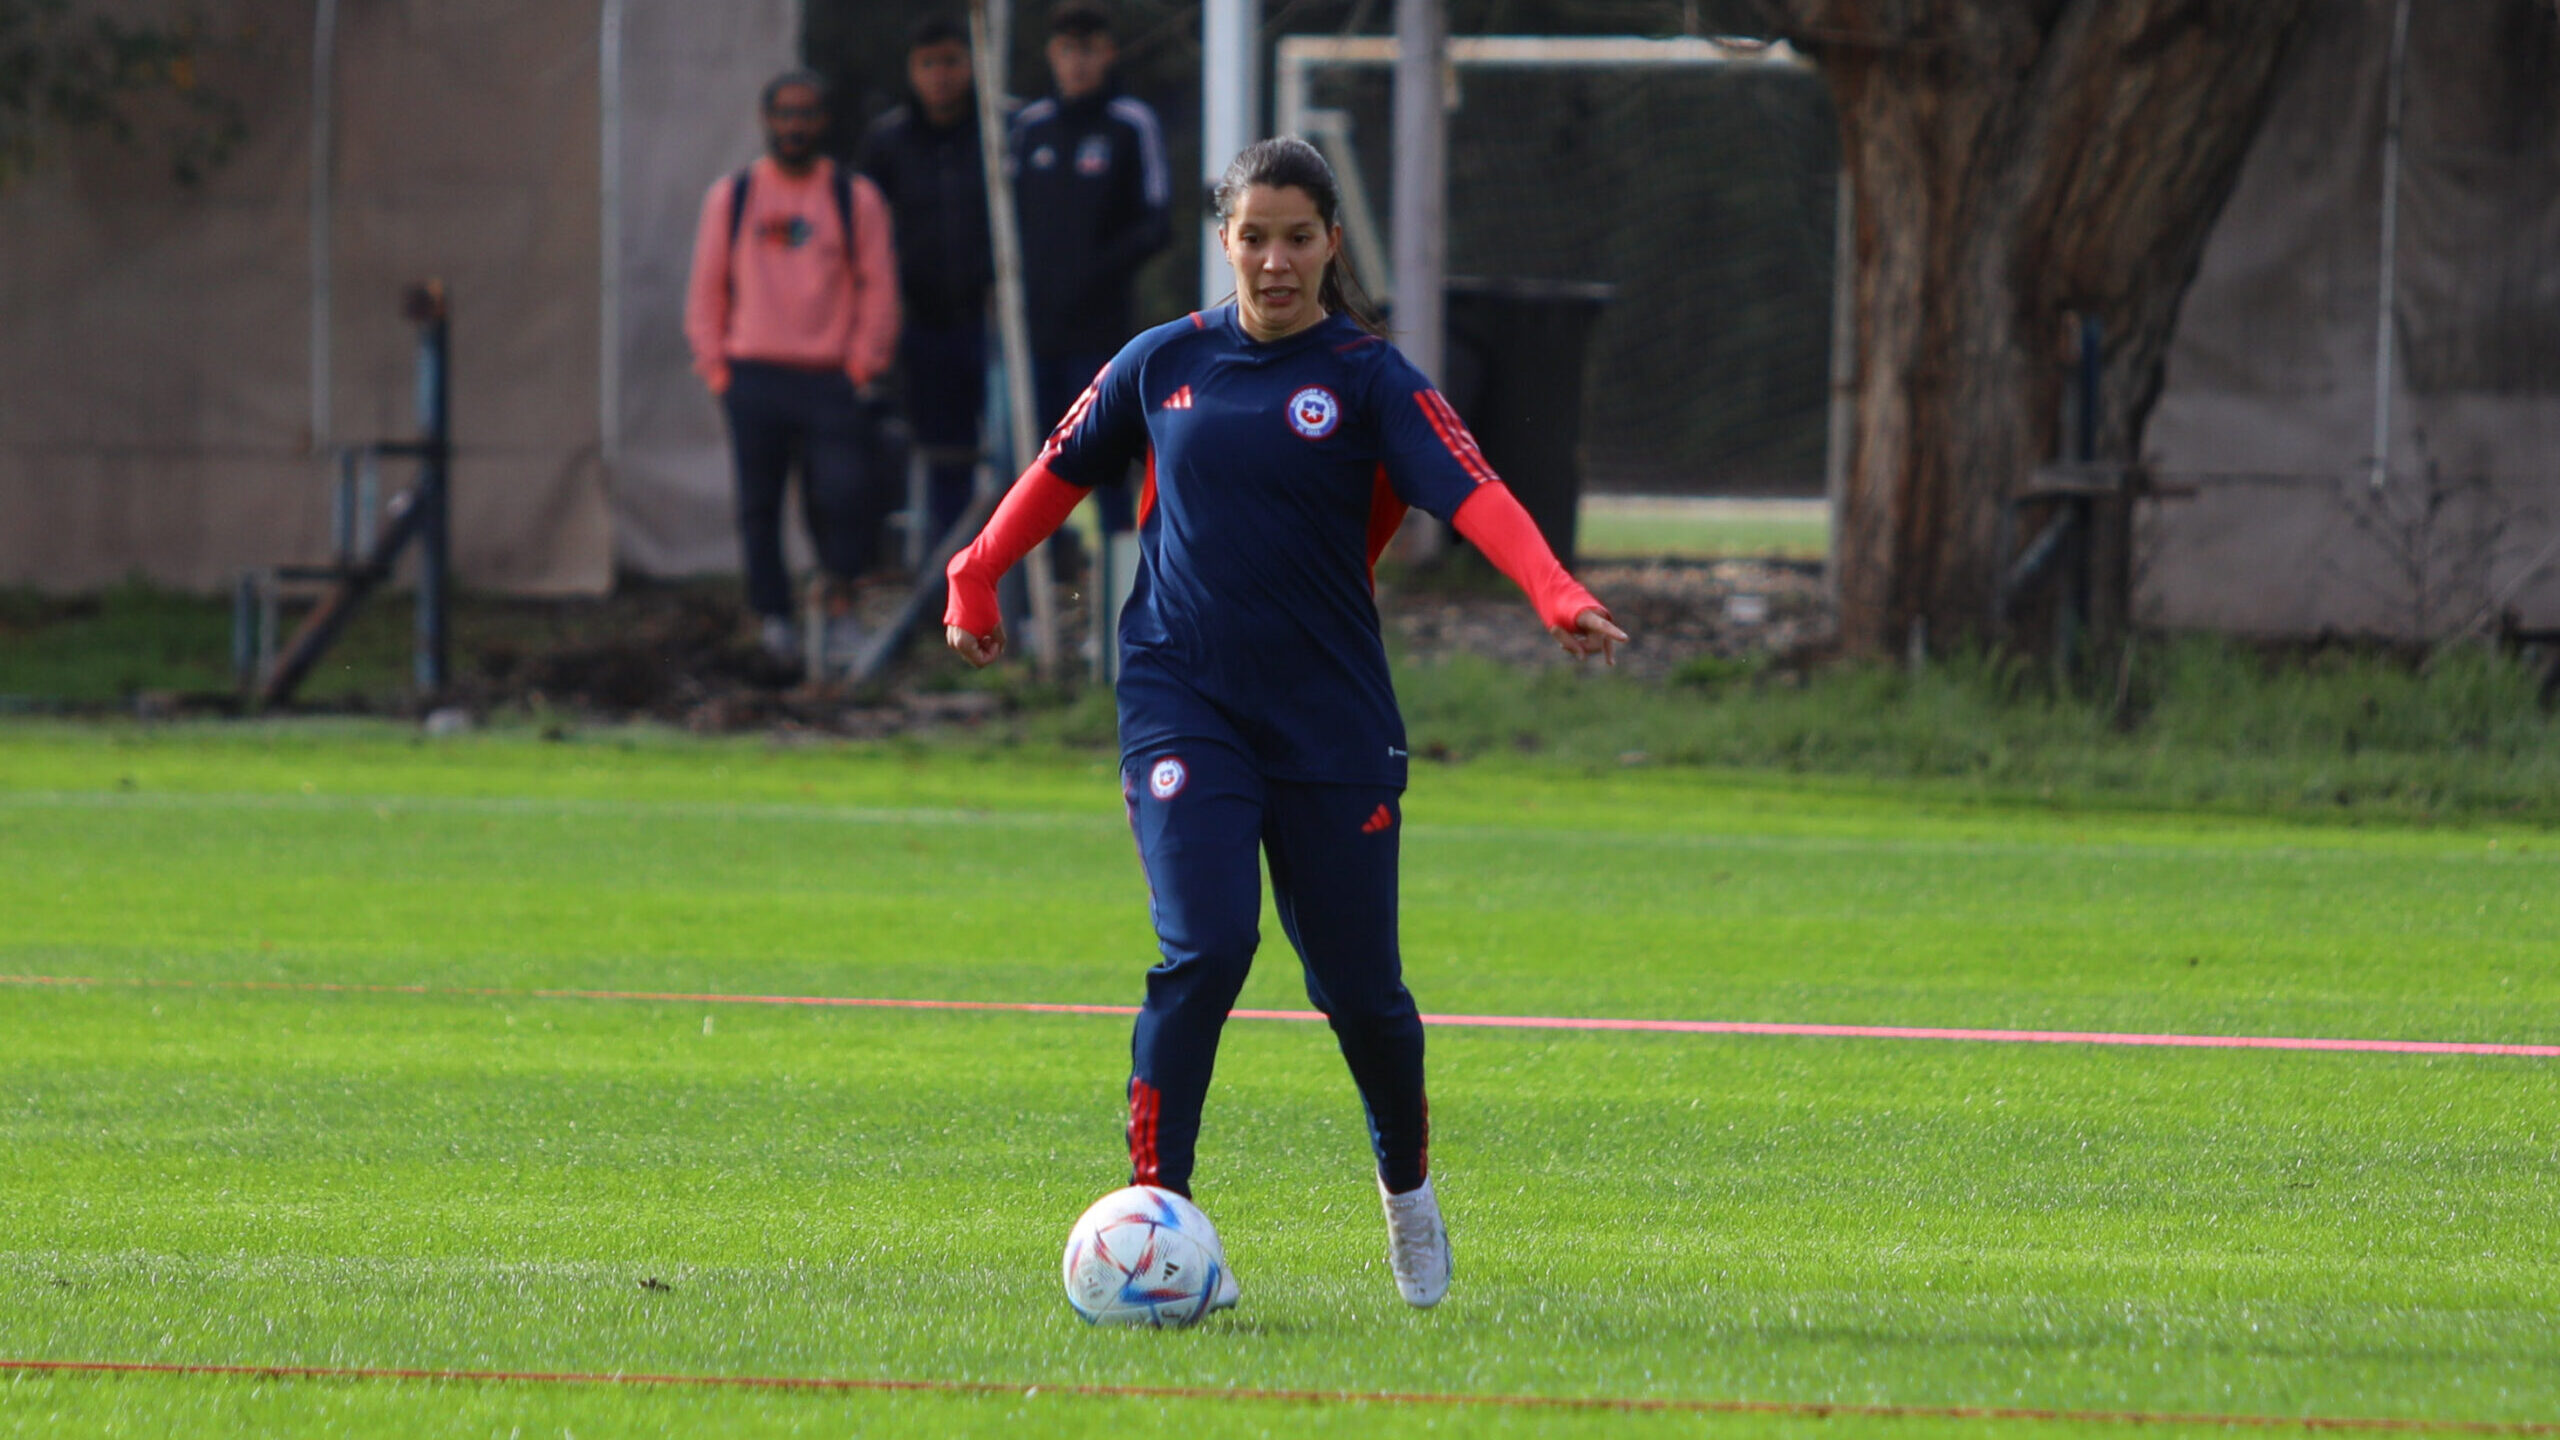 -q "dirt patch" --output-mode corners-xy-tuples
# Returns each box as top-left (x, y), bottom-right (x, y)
(292, 557), (1837, 734)
(1392, 558), (1832, 681)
